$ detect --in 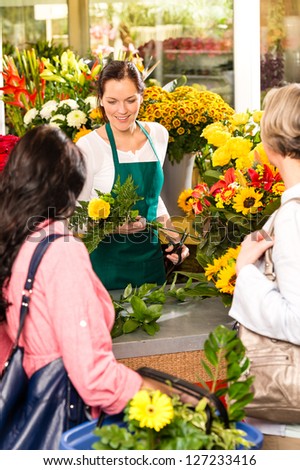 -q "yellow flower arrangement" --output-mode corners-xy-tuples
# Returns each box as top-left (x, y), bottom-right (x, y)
(178, 110), (285, 304)
(138, 84), (234, 164)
